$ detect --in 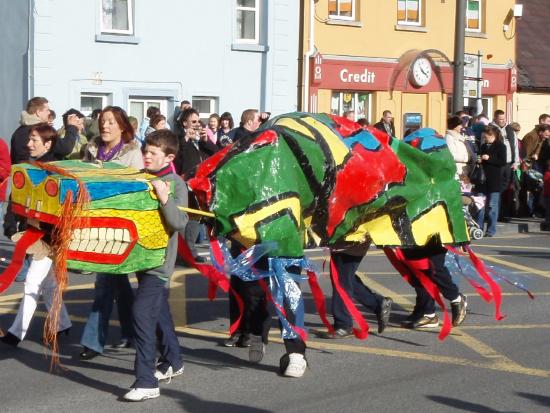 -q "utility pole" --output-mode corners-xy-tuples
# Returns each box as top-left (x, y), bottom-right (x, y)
(452, 0), (467, 114)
